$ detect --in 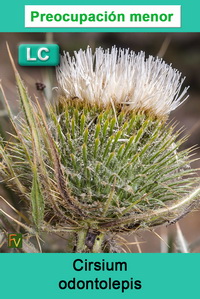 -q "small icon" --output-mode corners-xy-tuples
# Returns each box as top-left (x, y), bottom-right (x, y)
(18, 44), (60, 66)
(8, 233), (22, 248)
